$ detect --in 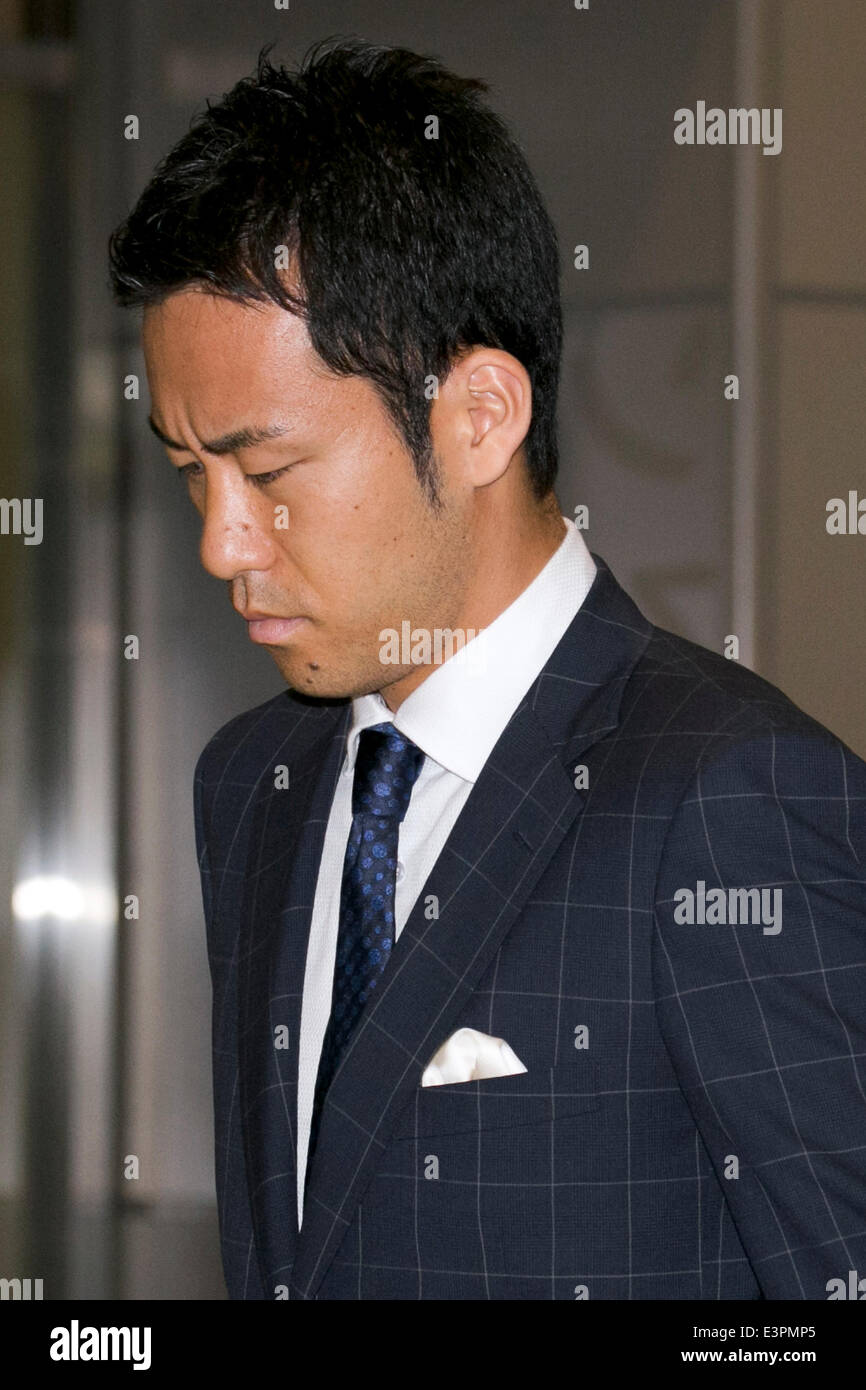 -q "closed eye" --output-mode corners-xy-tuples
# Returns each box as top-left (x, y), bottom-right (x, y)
(175, 462), (299, 486)
(176, 461), (203, 482)
(247, 465), (295, 487)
